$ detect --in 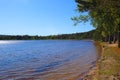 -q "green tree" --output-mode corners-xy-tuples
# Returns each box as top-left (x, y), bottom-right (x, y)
(72, 0), (120, 47)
